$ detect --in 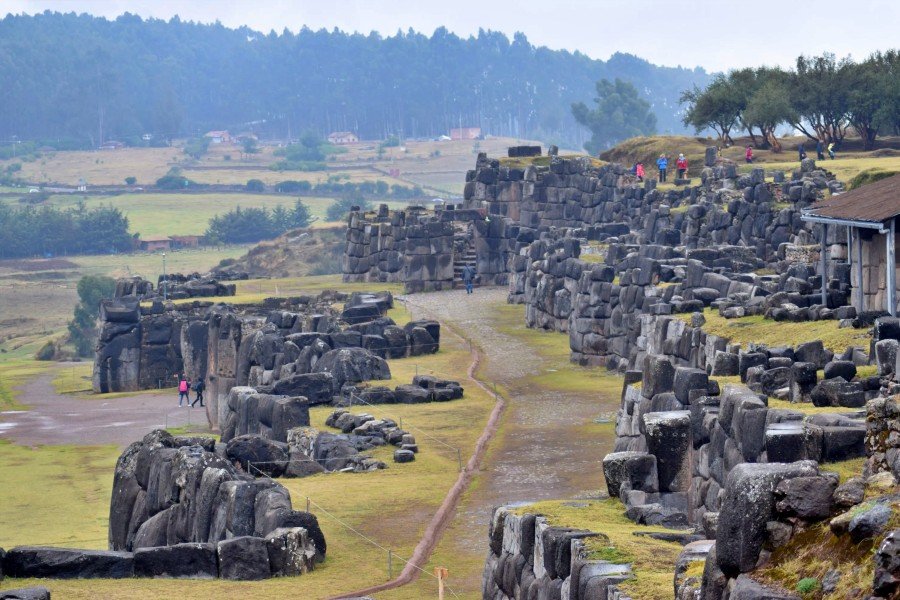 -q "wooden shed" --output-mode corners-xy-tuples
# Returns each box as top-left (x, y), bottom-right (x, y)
(802, 174), (900, 315)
